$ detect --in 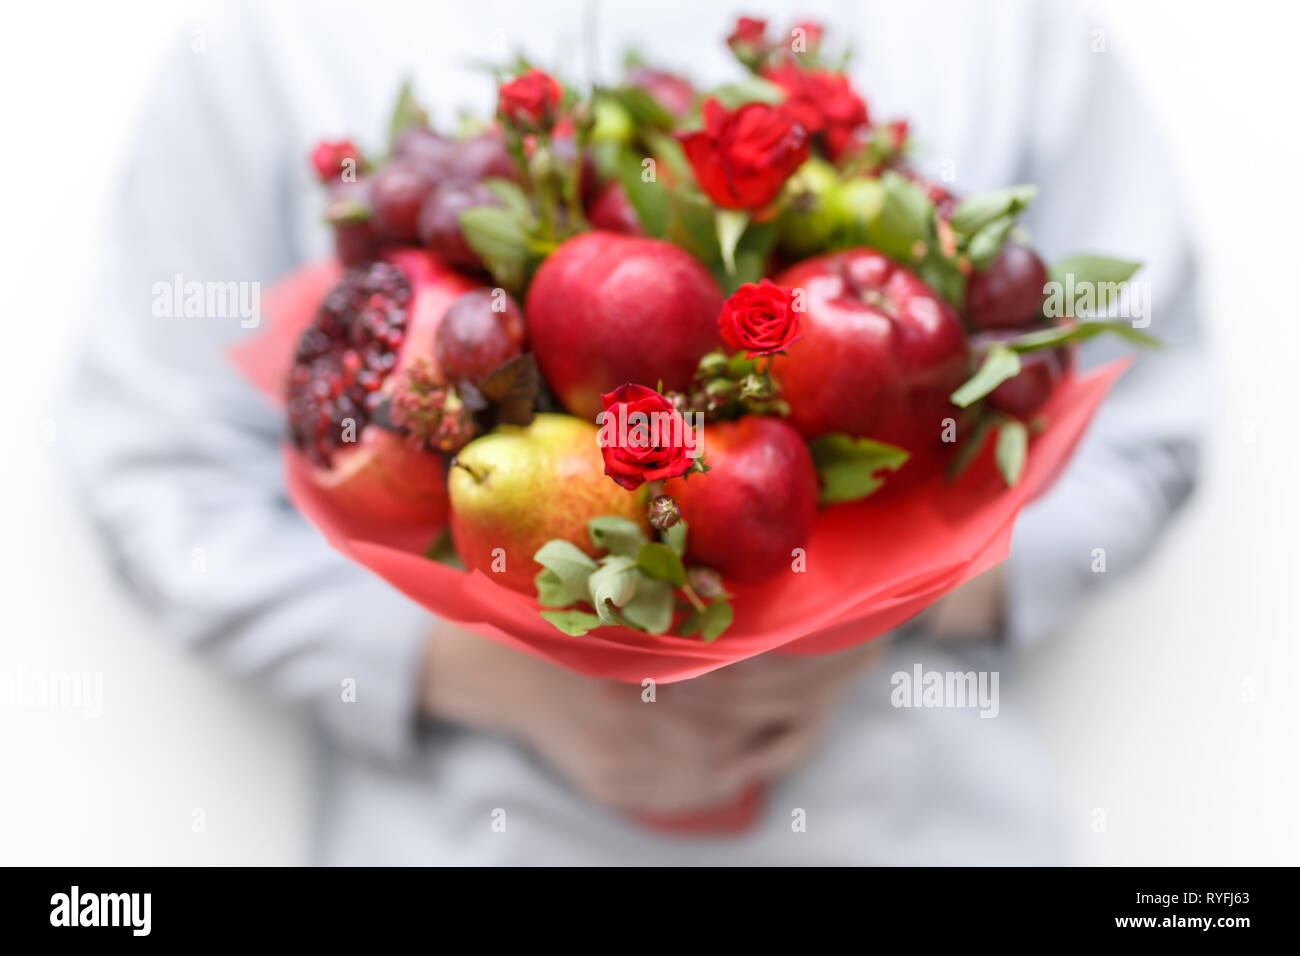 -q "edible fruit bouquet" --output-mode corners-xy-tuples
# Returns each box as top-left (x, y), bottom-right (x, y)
(233, 16), (1150, 784)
